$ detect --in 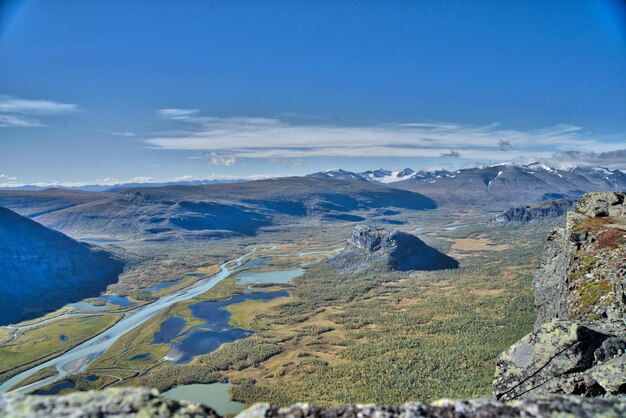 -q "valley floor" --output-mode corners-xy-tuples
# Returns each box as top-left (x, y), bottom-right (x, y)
(0, 208), (549, 407)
